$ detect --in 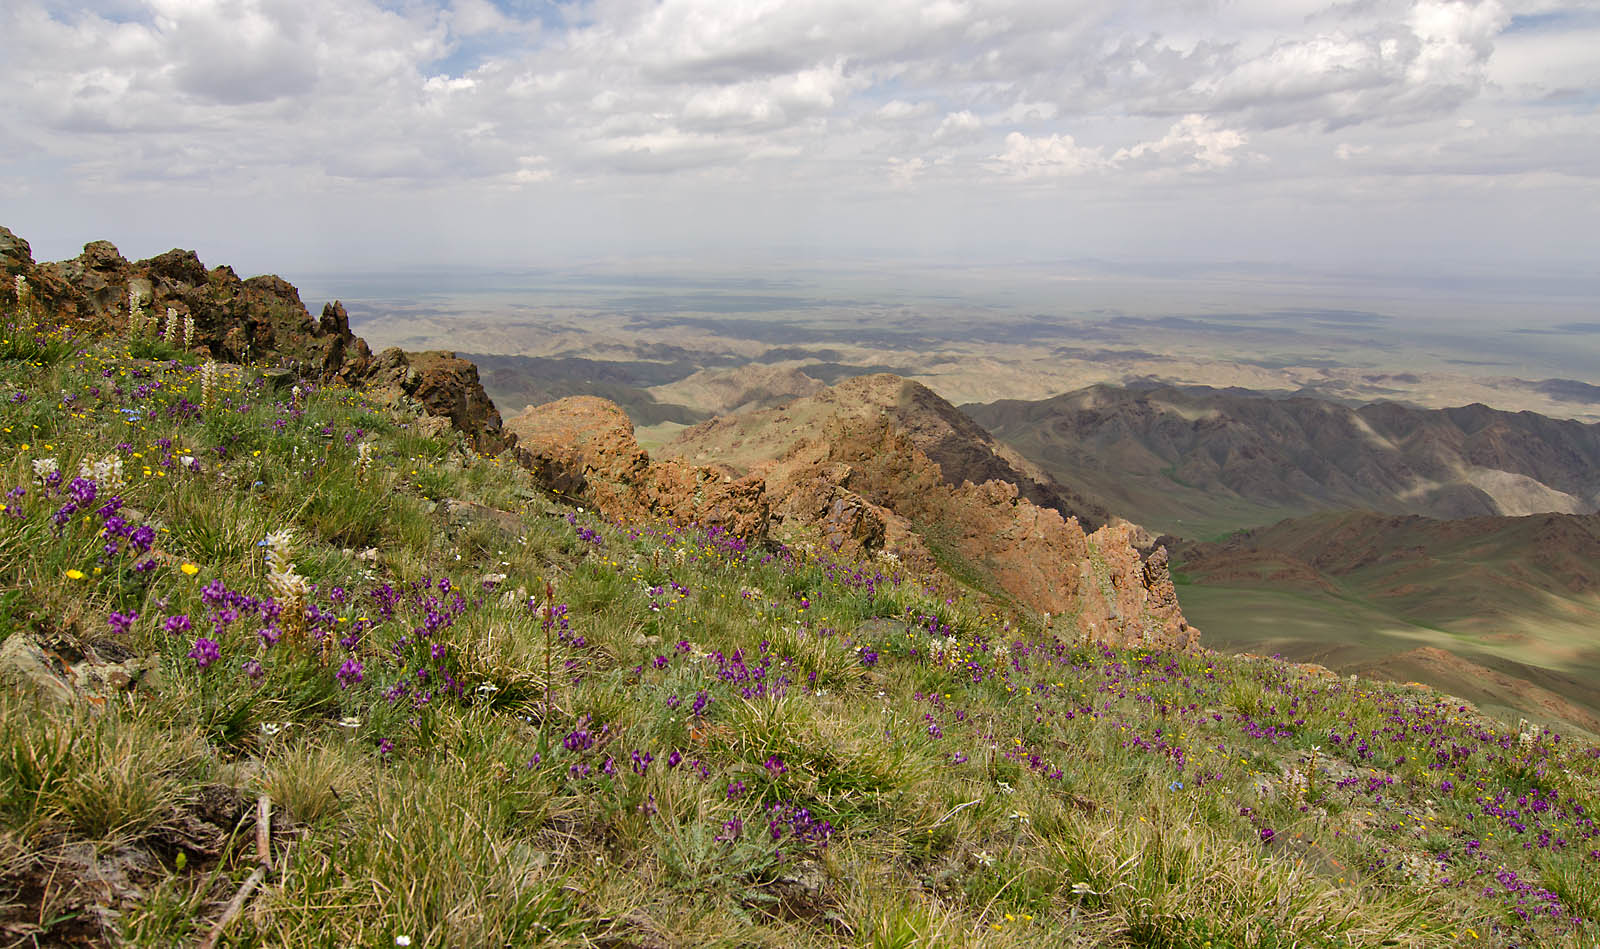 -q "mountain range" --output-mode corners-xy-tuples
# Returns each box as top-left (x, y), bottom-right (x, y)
(964, 383), (1600, 538)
